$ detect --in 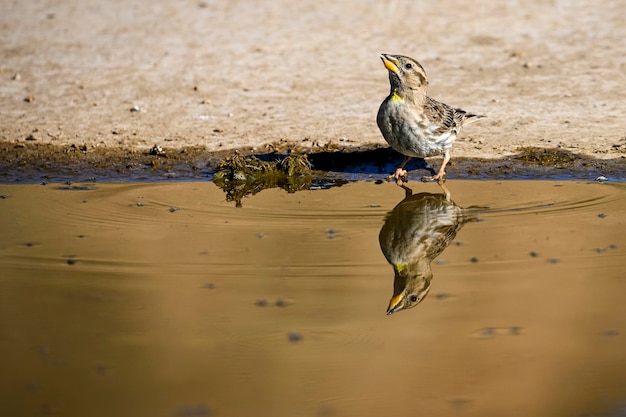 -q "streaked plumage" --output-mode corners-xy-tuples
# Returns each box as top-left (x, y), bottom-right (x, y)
(379, 187), (479, 315)
(377, 54), (484, 183)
